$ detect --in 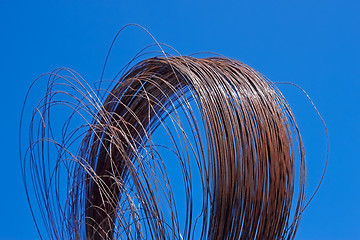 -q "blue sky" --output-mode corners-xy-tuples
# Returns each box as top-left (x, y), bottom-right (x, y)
(1, 0), (359, 239)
